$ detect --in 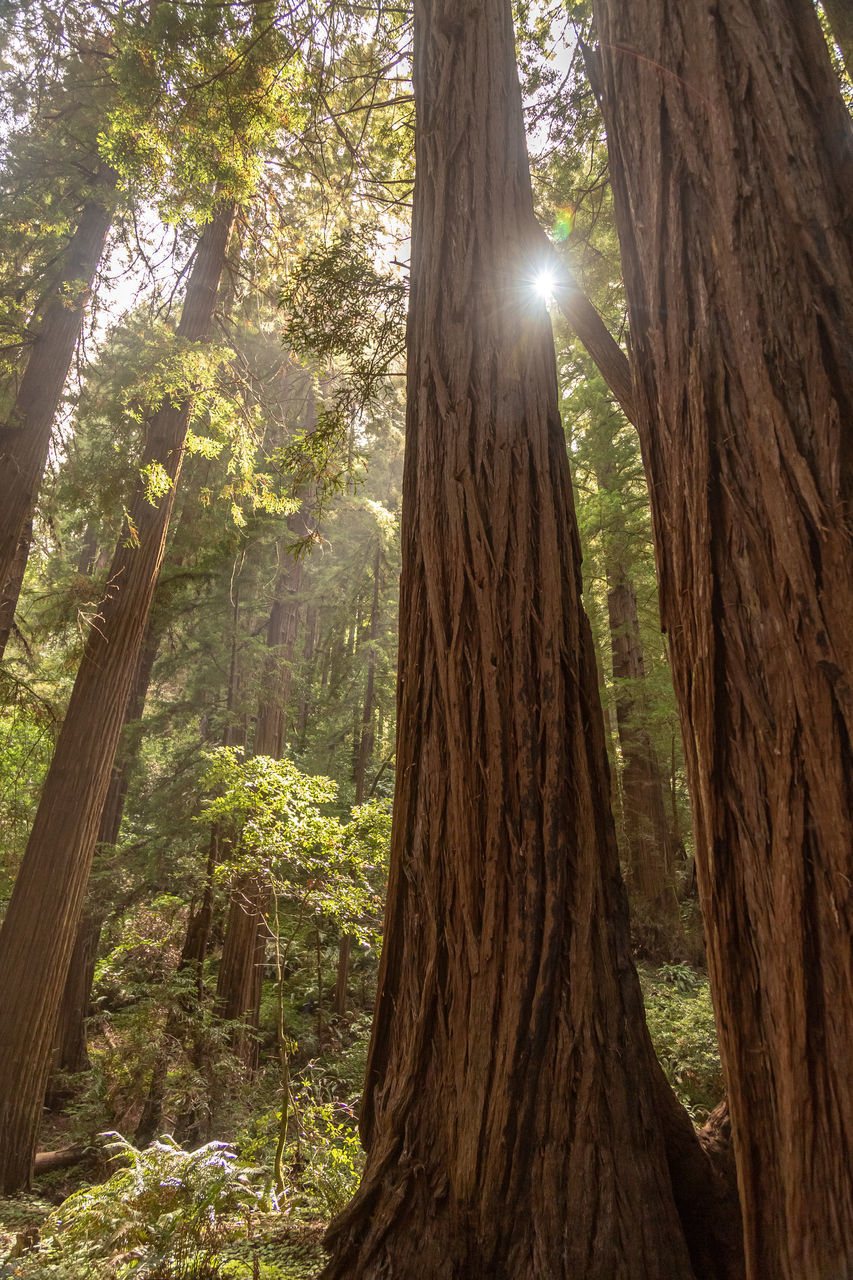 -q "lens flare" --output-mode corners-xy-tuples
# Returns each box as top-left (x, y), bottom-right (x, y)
(533, 269), (557, 303)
